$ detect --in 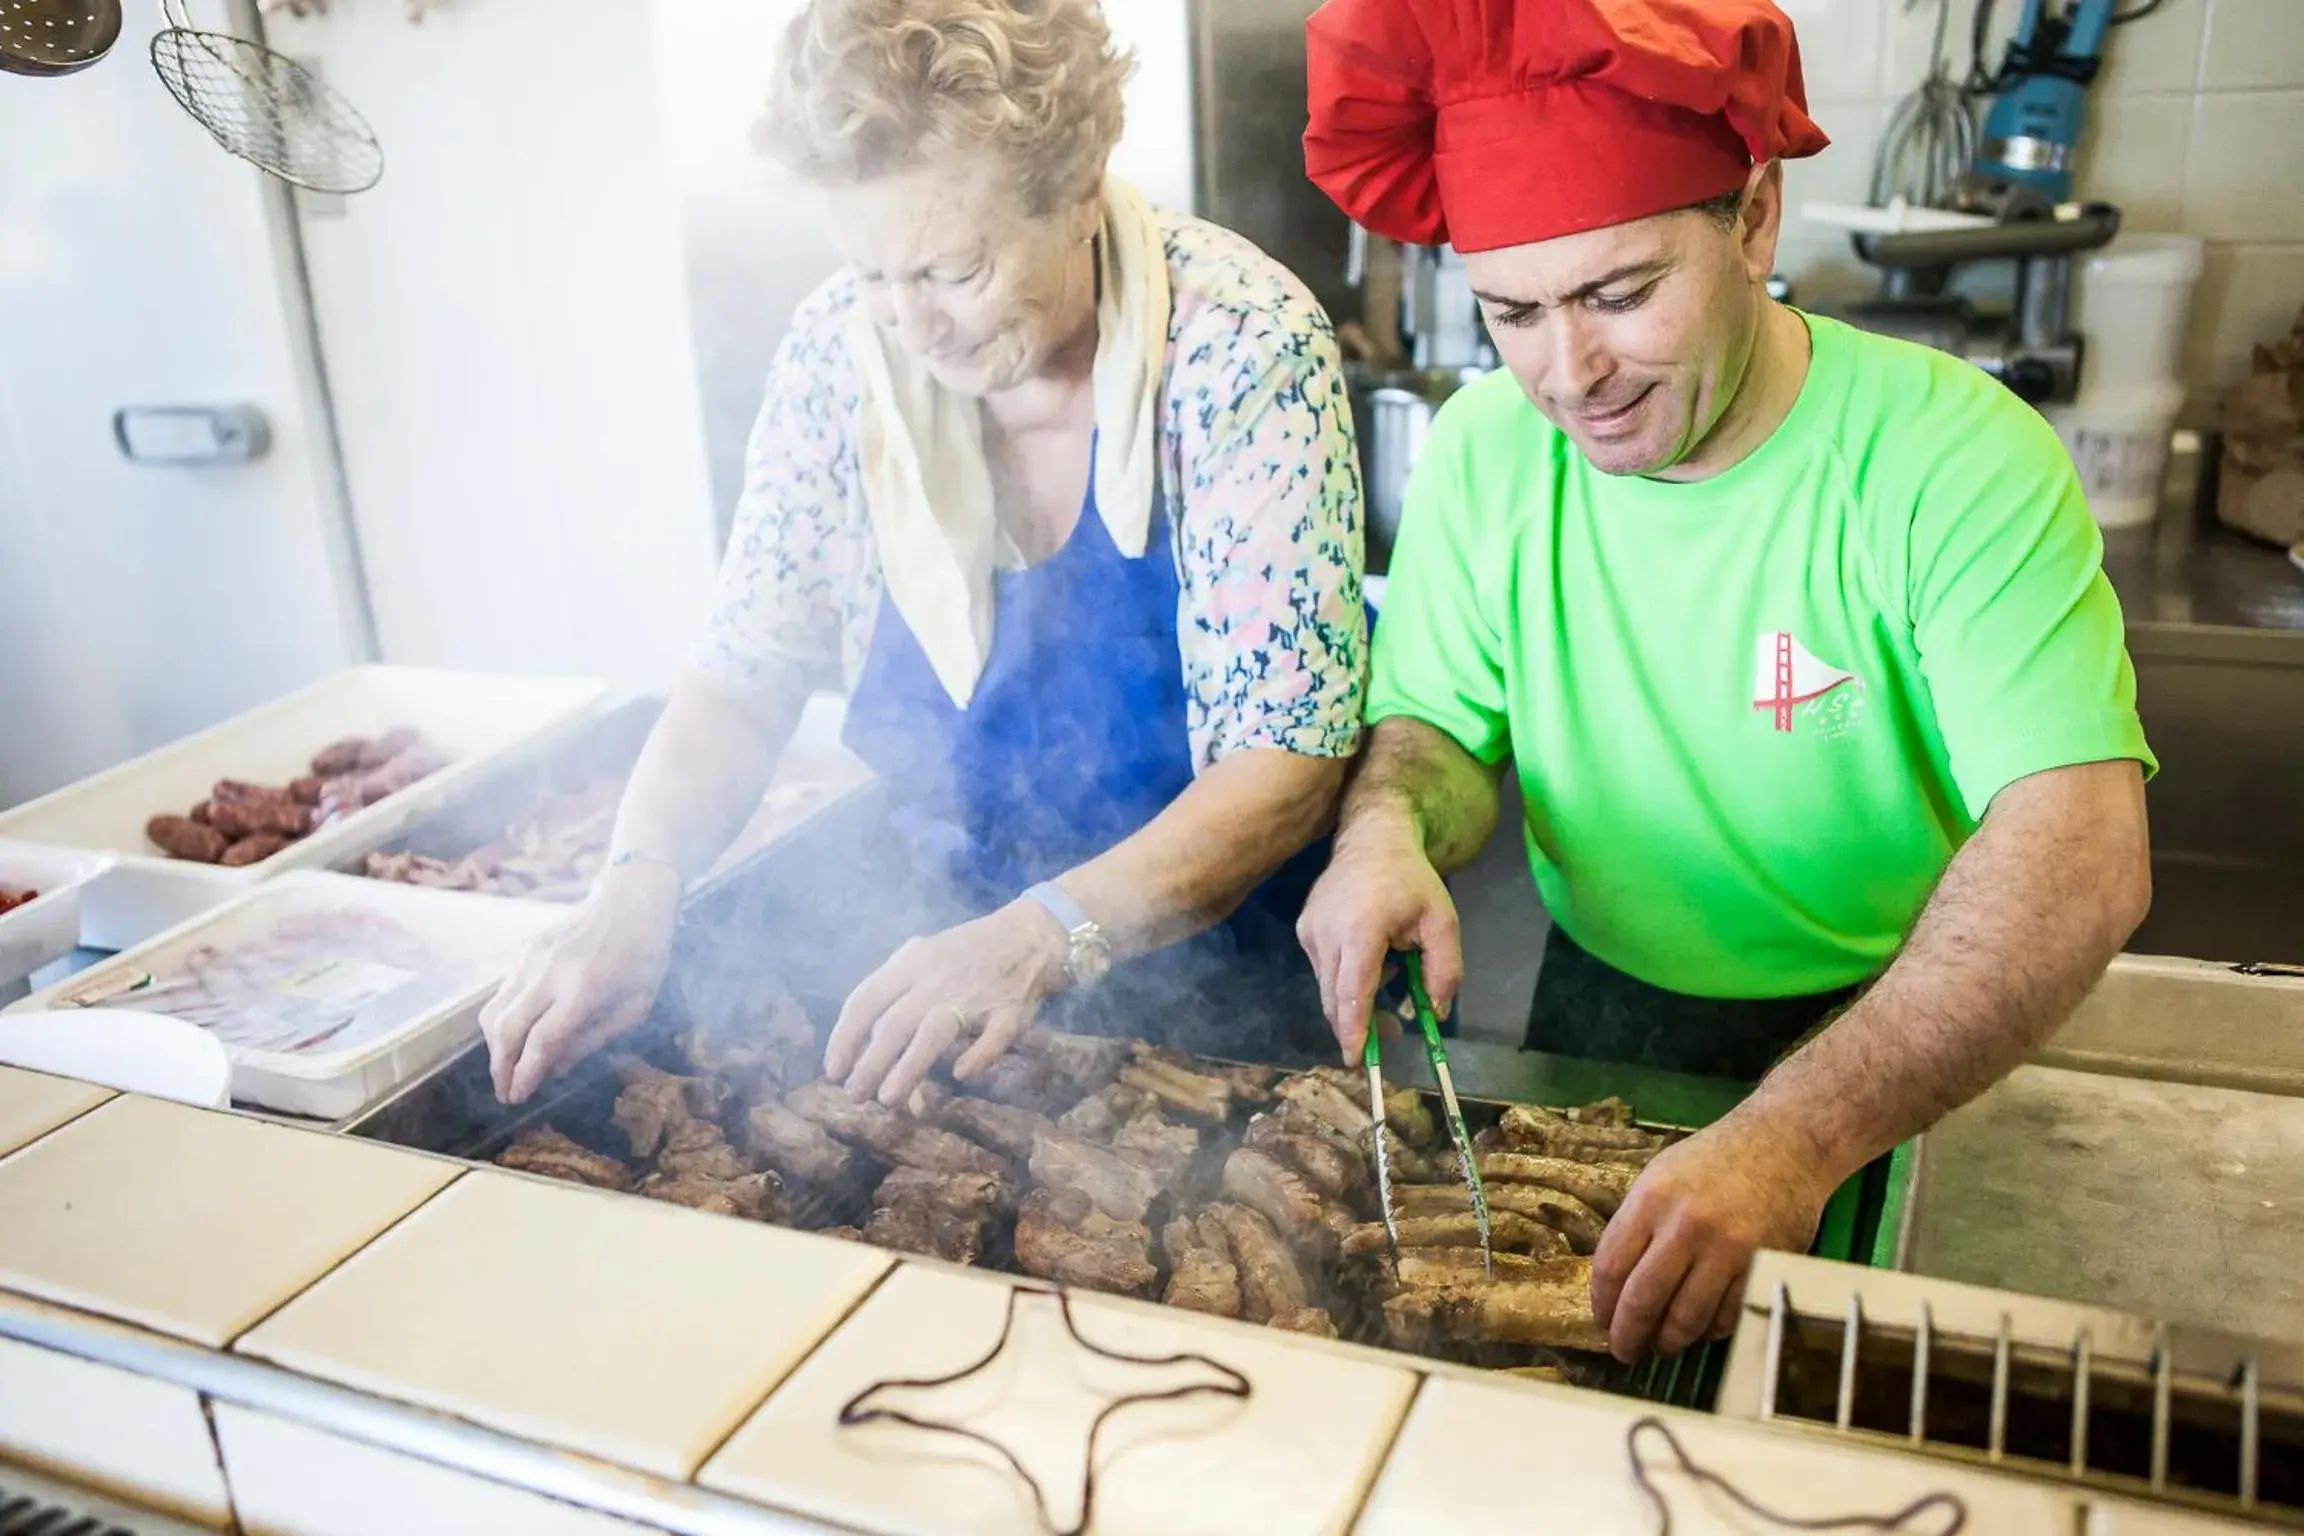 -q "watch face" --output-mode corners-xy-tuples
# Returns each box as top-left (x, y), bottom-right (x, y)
(1069, 934), (1113, 988)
